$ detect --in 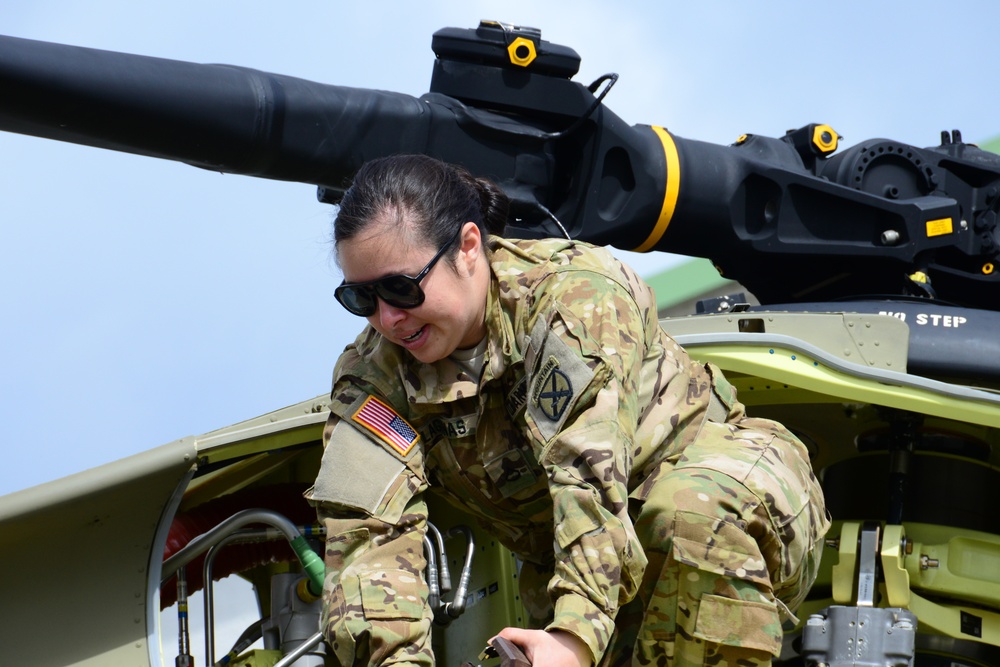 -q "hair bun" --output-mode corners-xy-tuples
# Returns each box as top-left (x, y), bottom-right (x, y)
(473, 177), (509, 237)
